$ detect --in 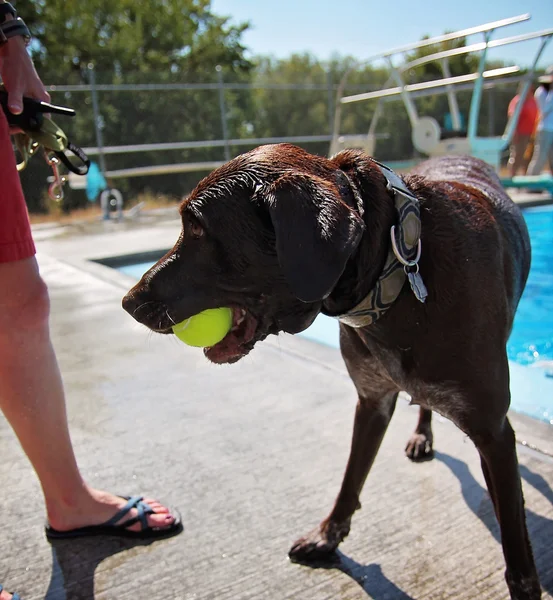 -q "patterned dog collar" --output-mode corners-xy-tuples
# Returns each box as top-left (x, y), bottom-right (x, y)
(335, 160), (427, 328)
